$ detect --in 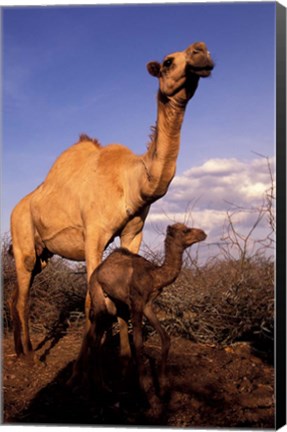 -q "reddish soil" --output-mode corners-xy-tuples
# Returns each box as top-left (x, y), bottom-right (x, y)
(2, 329), (274, 428)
